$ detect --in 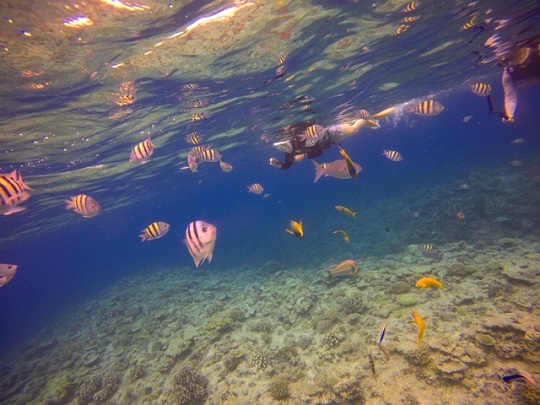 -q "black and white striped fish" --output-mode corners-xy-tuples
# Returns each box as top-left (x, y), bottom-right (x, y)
(197, 148), (222, 162)
(383, 149), (403, 162)
(469, 82), (491, 96)
(139, 221), (170, 242)
(184, 220), (217, 268)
